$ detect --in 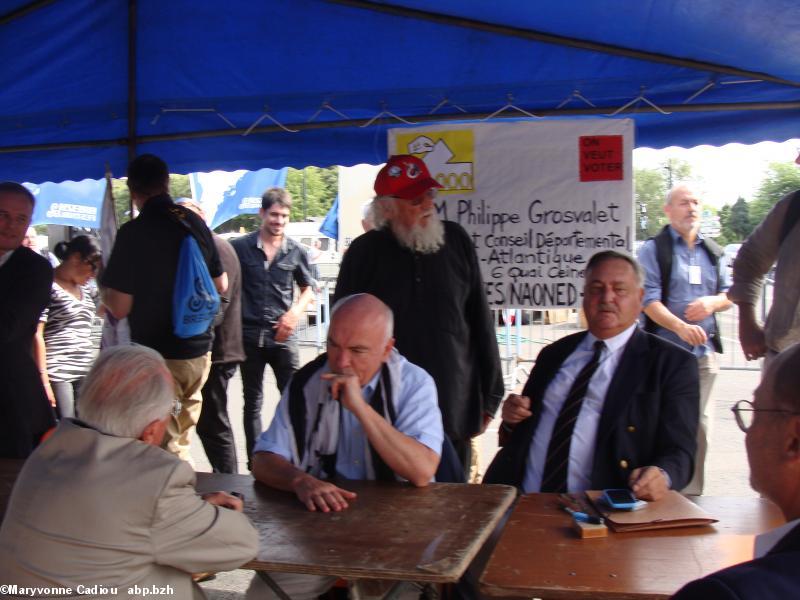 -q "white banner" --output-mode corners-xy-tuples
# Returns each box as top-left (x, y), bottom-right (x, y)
(388, 120), (634, 309)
